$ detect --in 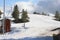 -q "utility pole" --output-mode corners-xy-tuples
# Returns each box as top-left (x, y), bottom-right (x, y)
(23, 23), (25, 29)
(24, 23), (25, 28)
(3, 0), (5, 34)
